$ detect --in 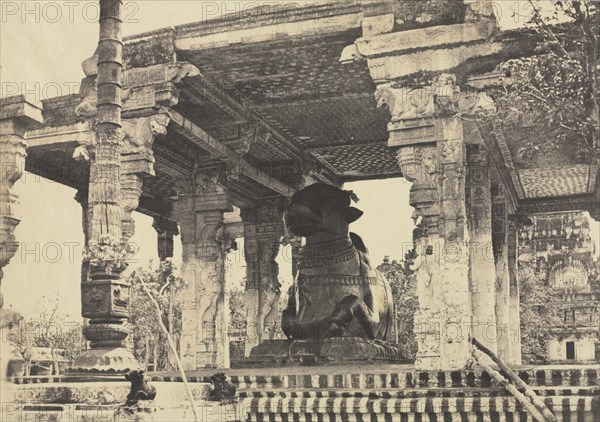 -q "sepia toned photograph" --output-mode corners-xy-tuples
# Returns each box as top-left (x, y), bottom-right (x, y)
(0, 0), (598, 420)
